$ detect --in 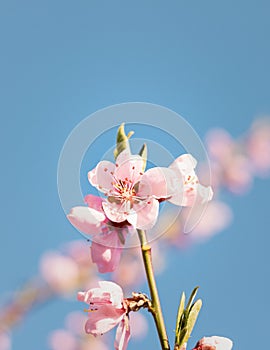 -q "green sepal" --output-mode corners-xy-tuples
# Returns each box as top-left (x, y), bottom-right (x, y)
(138, 143), (147, 172)
(178, 326), (188, 347)
(185, 286), (199, 313)
(114, 123), (134, 160)
(183, 299), (202, 344)
(174, 287), (202, 349)
(175, 292), (185, 345)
